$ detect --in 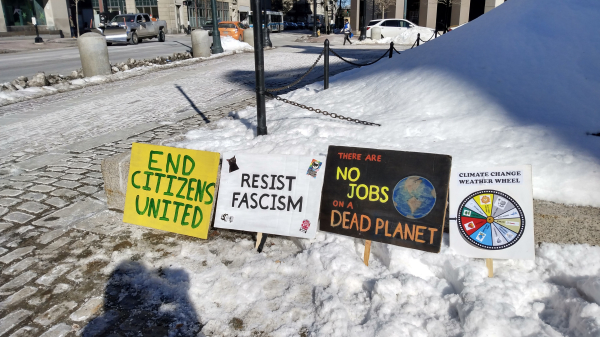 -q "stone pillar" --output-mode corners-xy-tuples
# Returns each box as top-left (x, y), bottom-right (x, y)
(418, 0), (437, 29)
(47, 0), (71, 34)
(350, 0), (360, 34)
(450, 0), (470, 26)
(243, 28), (253, 47)
(484, 0), (503, 13)
(395, 0), (405, 20)
(191, 29), (211, 57)
(125, 0), (136, 13)
(78, 33), (112, 77)
(371, 26), (381, 39)
(0, 0), (7, 32)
